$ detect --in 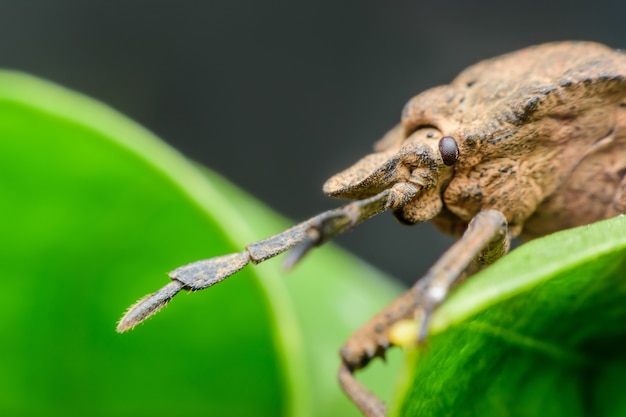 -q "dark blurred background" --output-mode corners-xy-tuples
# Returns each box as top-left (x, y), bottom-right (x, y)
(2, 0), (624, 285)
